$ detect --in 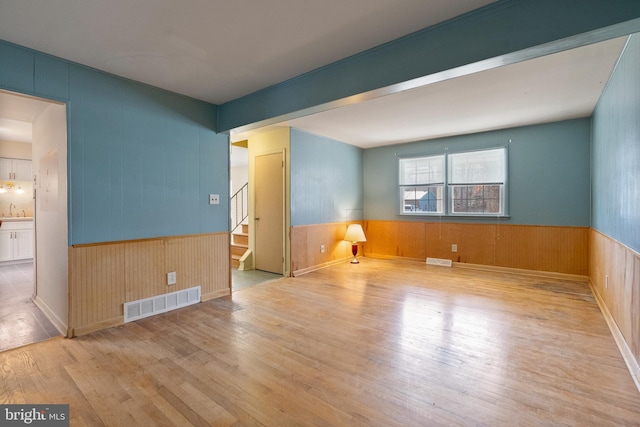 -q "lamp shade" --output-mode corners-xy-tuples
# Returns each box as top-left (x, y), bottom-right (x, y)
(344, 224), (366, 242)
